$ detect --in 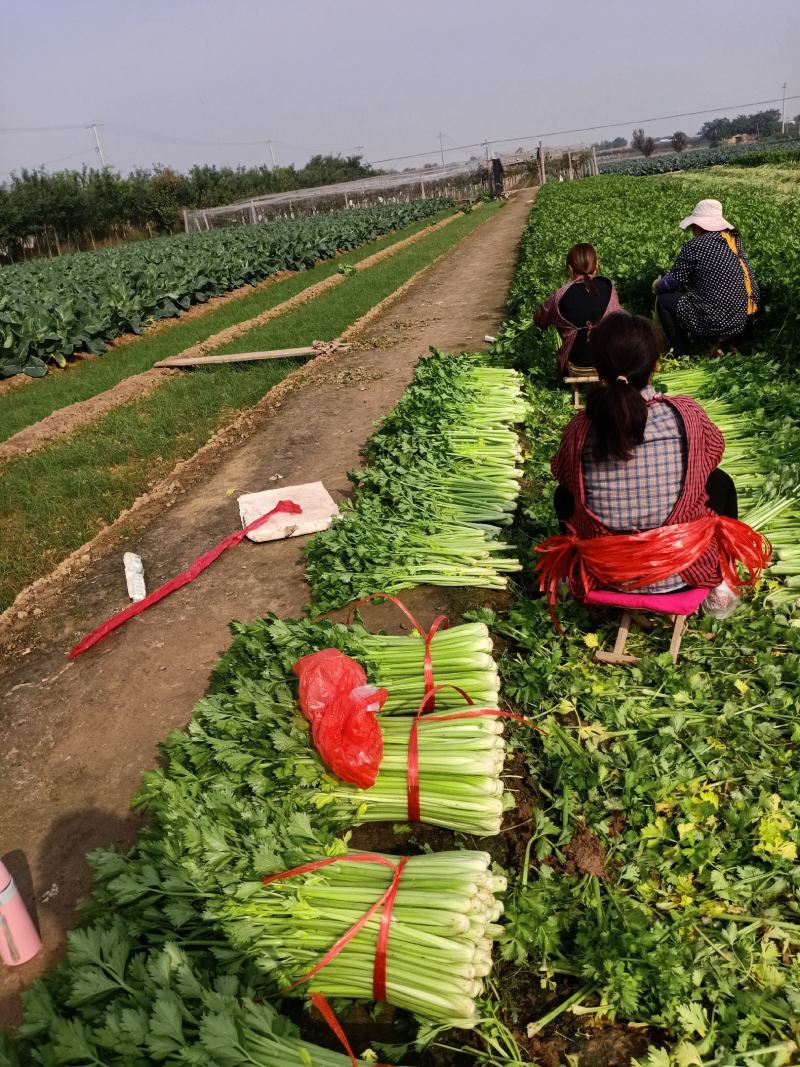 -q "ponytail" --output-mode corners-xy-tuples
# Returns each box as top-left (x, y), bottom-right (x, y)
(566, 242), (599, 295)
(586, 378), (648, 461)
(584, 313), (661, 462)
